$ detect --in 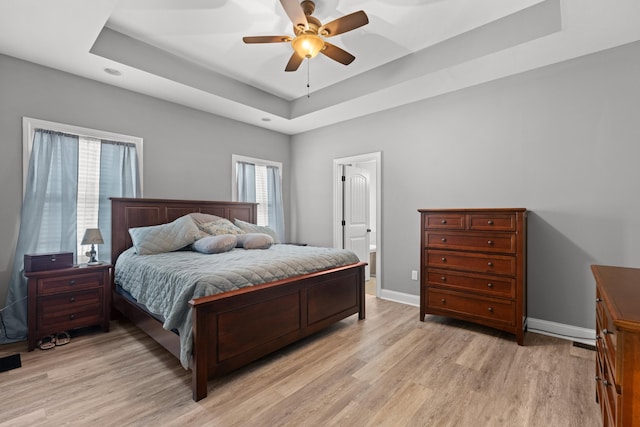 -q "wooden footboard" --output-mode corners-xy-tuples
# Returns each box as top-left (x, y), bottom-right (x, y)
(190, 262), (365, 401)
